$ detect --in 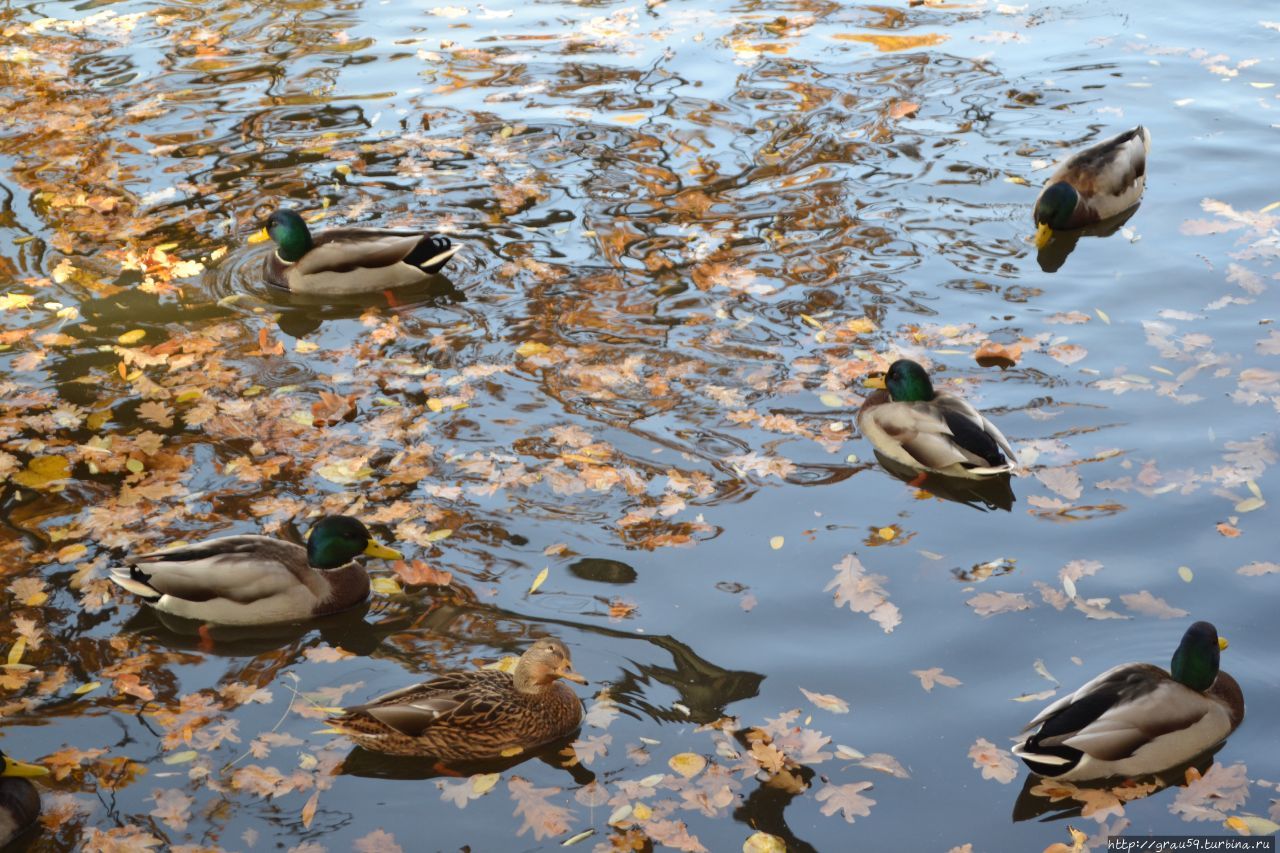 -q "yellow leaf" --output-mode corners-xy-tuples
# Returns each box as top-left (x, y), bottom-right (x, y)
(819, 393), (844, 407)
(562, 829), (595, 846)
(744, 832), (787, 853)
(12, 455), (70, 489)
(7, 638), (24, 666)
(769, 536), (784, 550)
(471, 772), (500, 795)
(73, 681), (101, 695)
(426, 528), (453, 542)
(607, 804), (633, 825)
(295, 340), (319, 353)
(529, 566), (549, 594)
(118, 329), (146, 345)
(632, 802), (652, 821)
(57, 543), (87, 563)
(162, 750), (198, 765)
(1234, 496), (1265, 513)
(370, 577), (402, 595)
(833, 32), (948, 51)
(427, 398), (445, 412)
(1178, 566), (1194, 583)
(0, 293), (36, 311)
(877, 527), (896, 541)
(1005, 175), (1029, 186)
(517, 341), (550, 357)
(799, 313), (824, 330)
(1095, 308), (1110, 324)
(668, 752), (706, 779)
(301, 791), (319, 829)
(846, 317), (876, 334)
(126, 459), (145, 474)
